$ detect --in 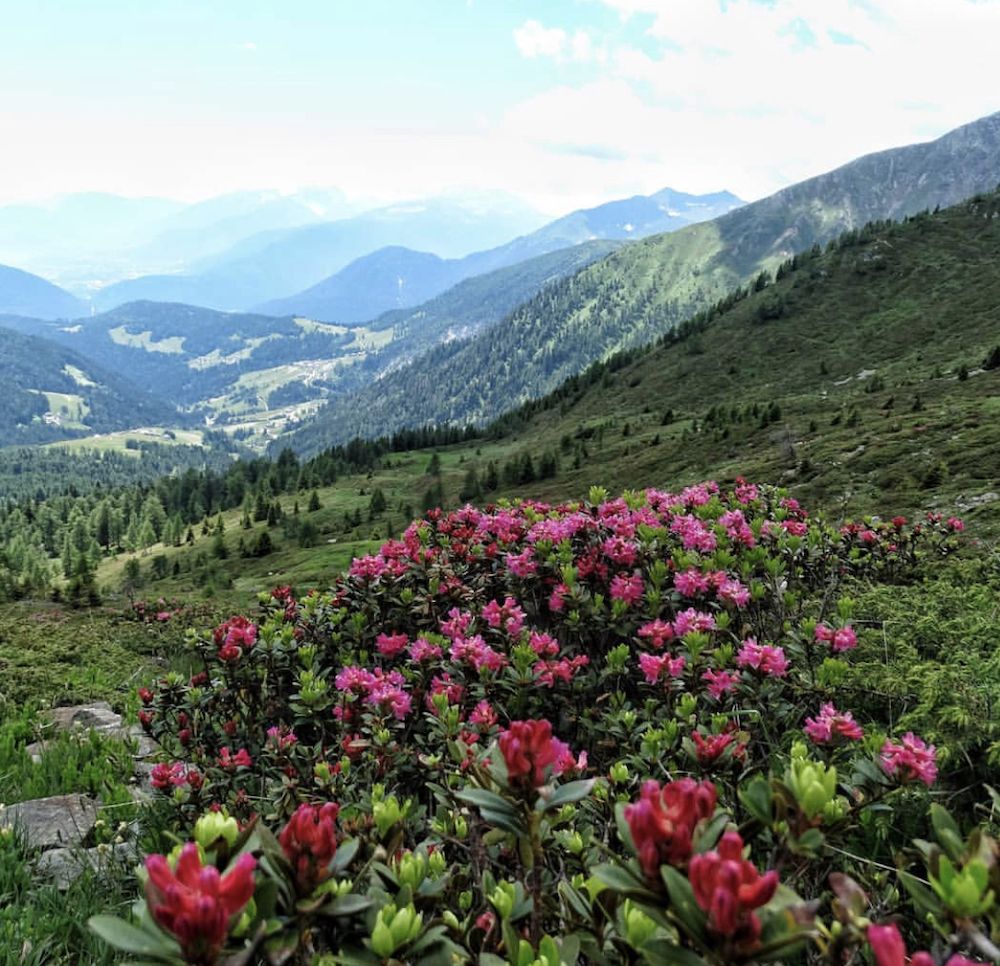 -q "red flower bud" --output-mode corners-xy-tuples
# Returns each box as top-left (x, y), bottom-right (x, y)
(145, 843), (256, 964)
